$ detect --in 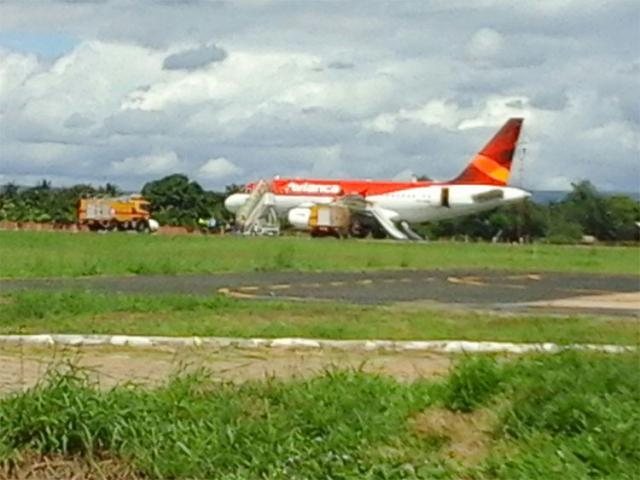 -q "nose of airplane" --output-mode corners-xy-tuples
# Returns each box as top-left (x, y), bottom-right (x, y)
(224, 193), (248, 213)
